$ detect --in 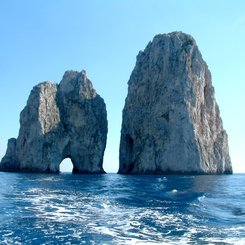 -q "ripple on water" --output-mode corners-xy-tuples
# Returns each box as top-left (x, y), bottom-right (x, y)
(0, 173), (244, 244)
